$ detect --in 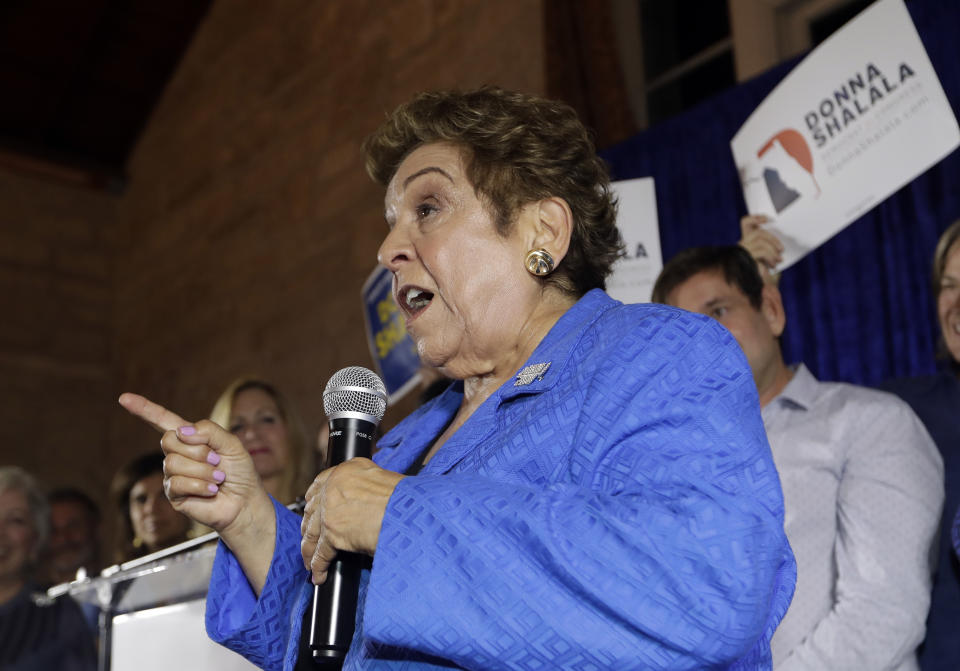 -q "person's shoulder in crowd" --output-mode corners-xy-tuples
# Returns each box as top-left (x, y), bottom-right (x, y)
(880, 366), (960, 438)
(878, 370), (949, 398)
(0, 585), (97, 670)
(812, 375), (924, 414)
(953, 506), (960, 556)
(876, 370), (959, 444)
(802, 375), (936, 438)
